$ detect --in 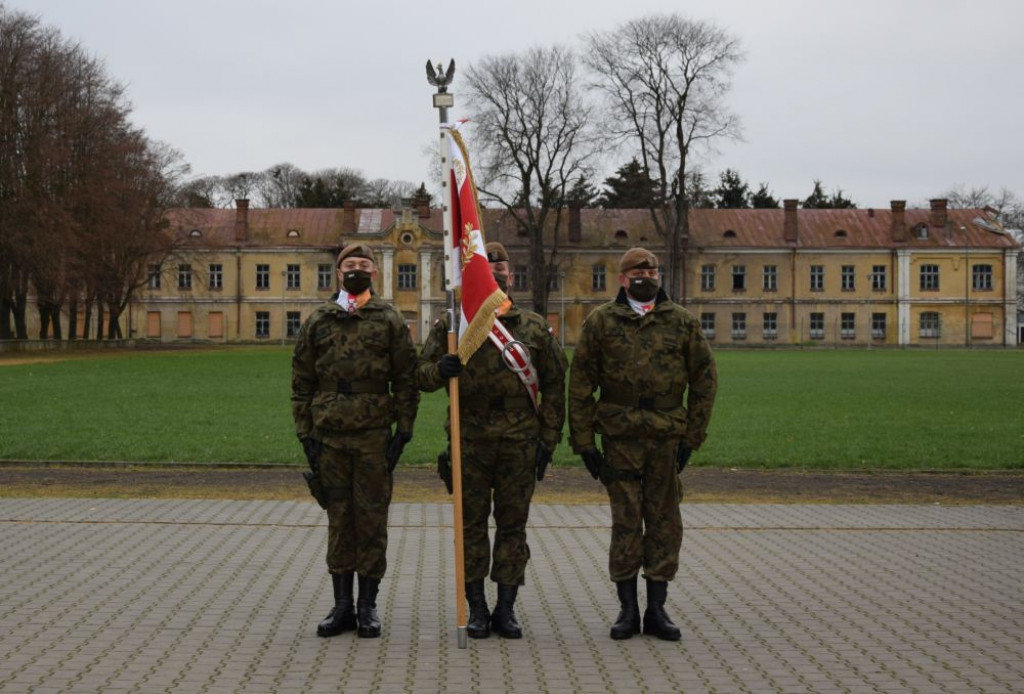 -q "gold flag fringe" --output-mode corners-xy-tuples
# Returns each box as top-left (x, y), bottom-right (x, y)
(457, 288), (507, 364)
